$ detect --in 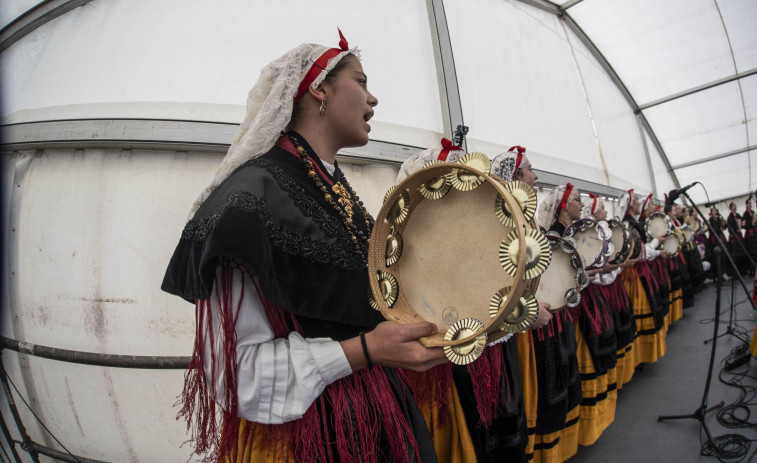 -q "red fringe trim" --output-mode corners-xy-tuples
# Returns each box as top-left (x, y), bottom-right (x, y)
(178, 260), (422, 462)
